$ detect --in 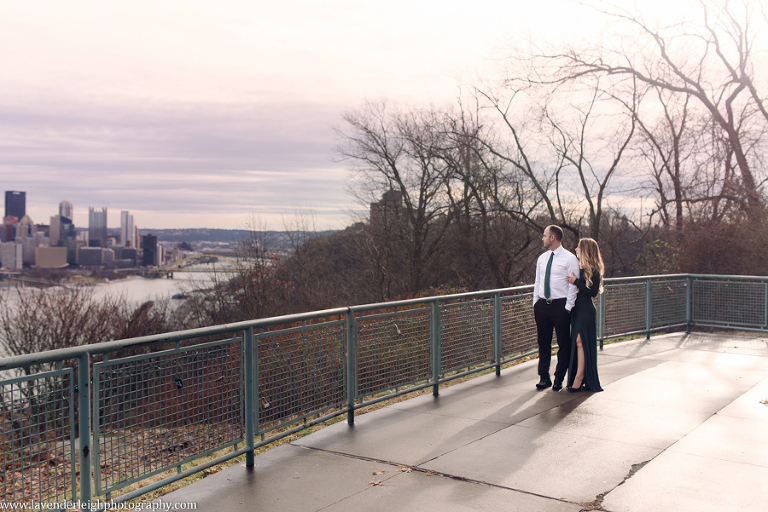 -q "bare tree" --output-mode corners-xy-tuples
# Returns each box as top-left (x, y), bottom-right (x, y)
(530, 0), (768, 218)
(473, 87), (566, 233)
(633, 87), (696, 232)
(472, 76), (637, 247)
(0, 285), (174, 444)
(0, 285), (166, 369)
(337, 101), (452, 295)
(437, 98), (539, 287)
(544, 78), (637, 241)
